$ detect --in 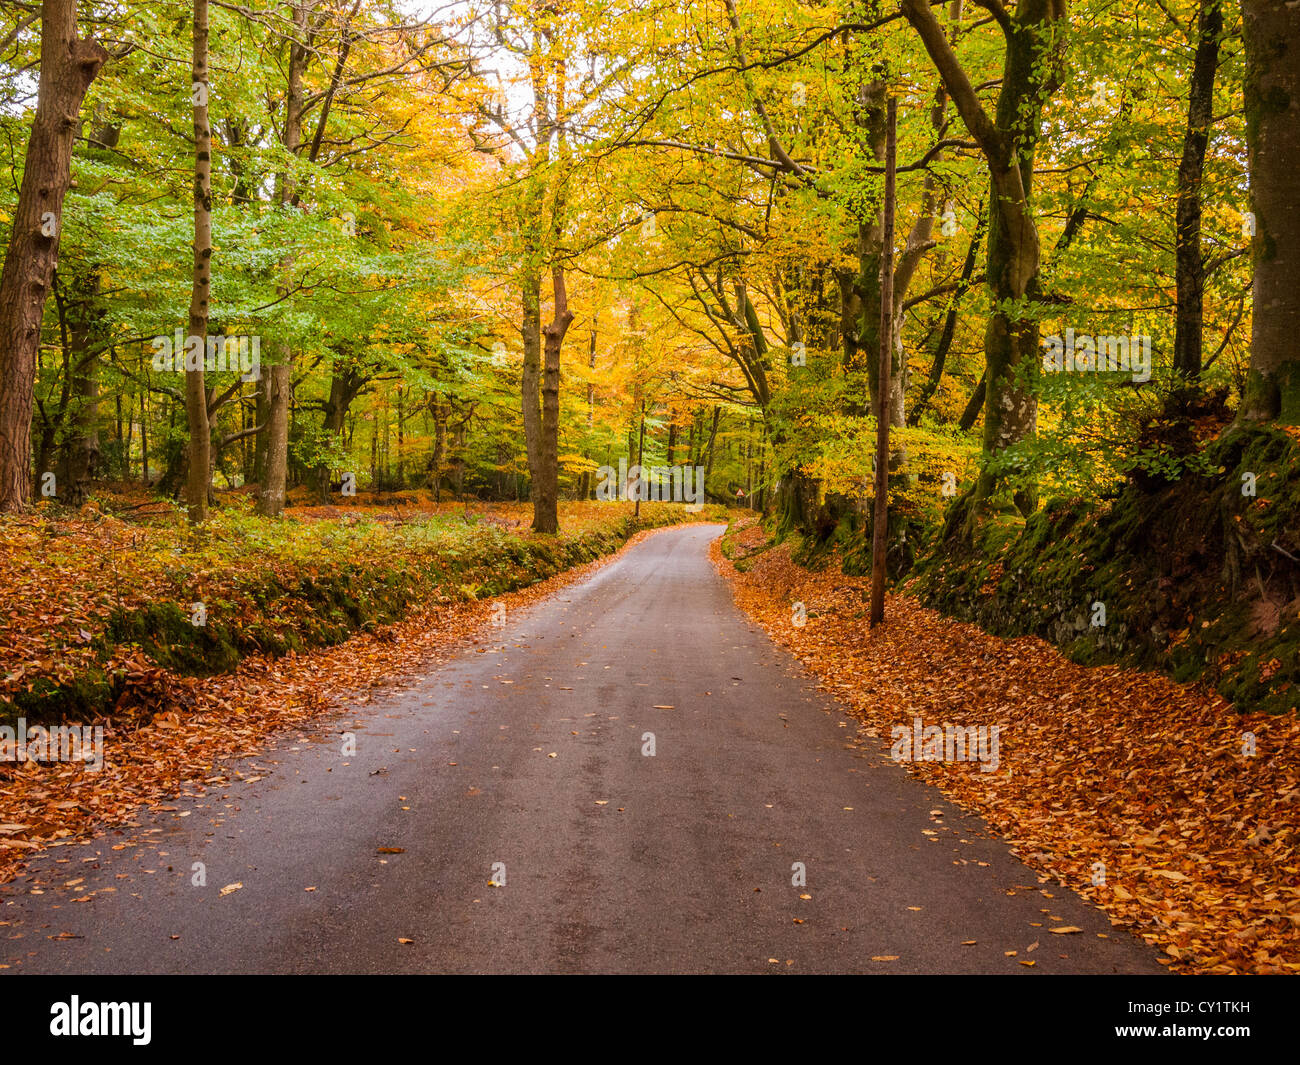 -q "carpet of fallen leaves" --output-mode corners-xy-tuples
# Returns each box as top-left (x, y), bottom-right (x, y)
(0, 522), (705, 886)
(0, 498), (716, 709)
(714, 521), (1300, 975)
